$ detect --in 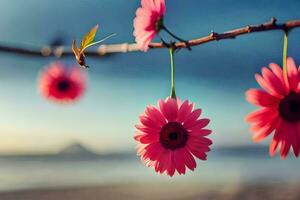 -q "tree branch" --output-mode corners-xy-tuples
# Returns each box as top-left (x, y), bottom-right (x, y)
(0, 18), (299, 57)
(149, 18), (300, 49)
